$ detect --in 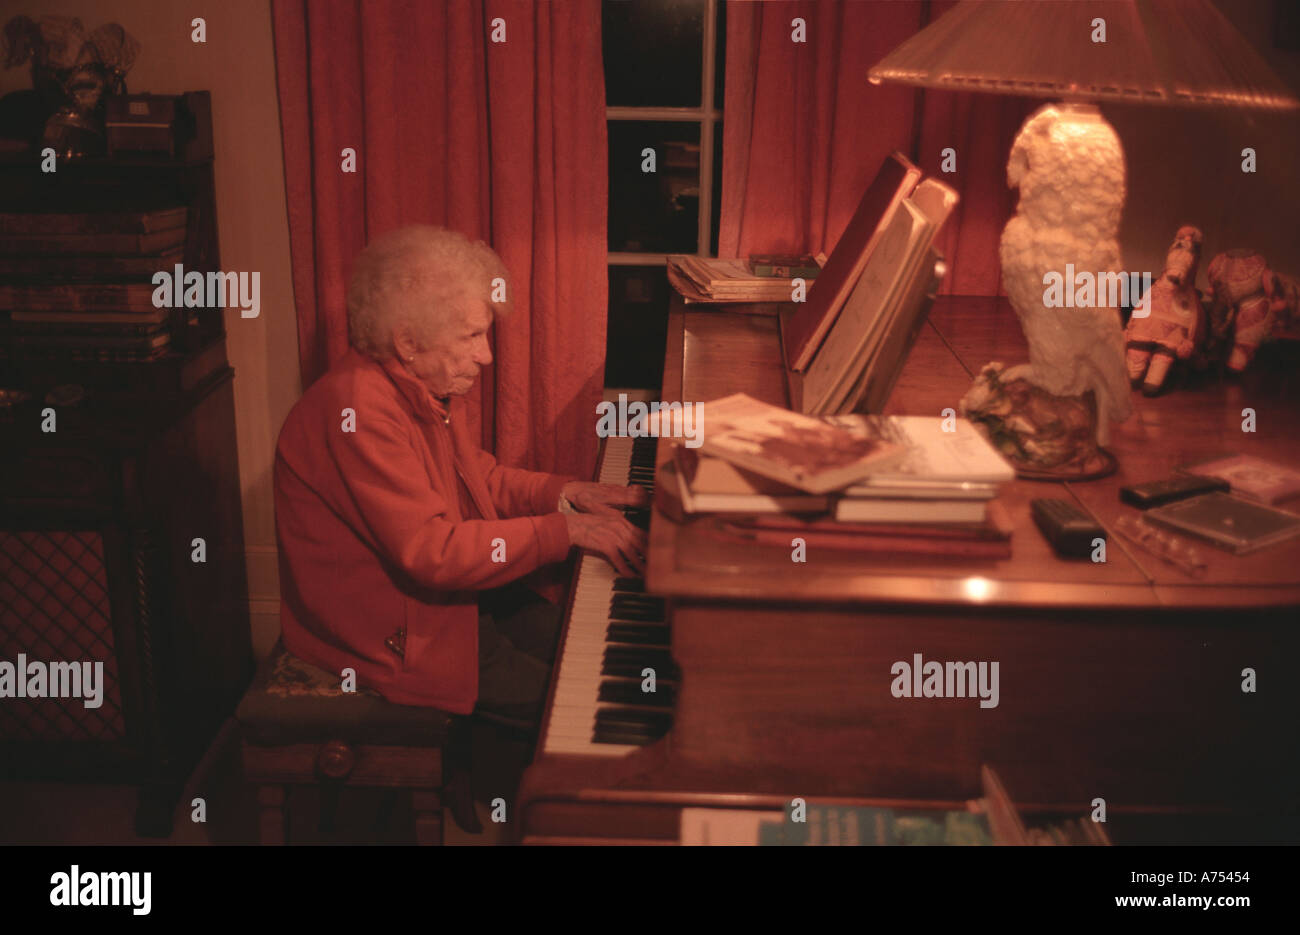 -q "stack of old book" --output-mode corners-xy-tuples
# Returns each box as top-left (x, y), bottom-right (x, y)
(679, 765), (1111, 845)
(670, 393), (1016, 559)
(0, 201), (187, 362)
(666, 254), (824, 304)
